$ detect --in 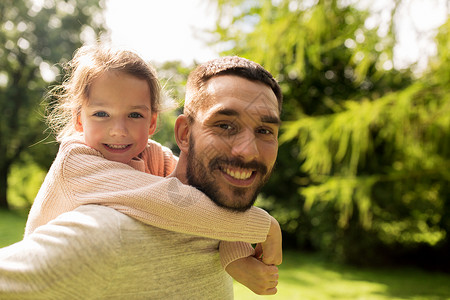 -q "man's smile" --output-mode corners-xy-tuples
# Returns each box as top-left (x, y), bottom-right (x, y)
(218, 165), (258, 187)
(223, 167), (253, 180)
